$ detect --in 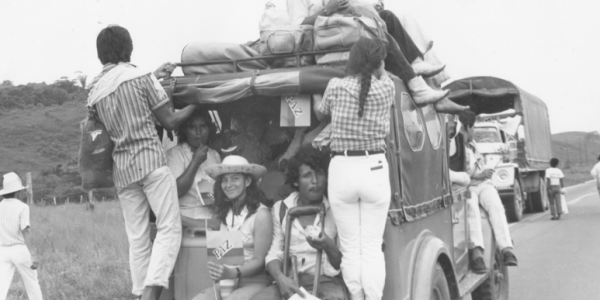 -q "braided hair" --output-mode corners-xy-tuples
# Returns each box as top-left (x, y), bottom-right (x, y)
(345, 37), (388, 117)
